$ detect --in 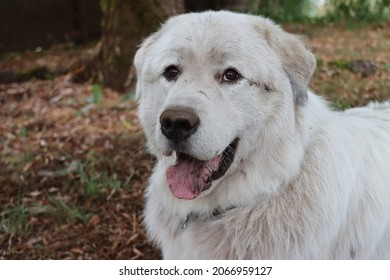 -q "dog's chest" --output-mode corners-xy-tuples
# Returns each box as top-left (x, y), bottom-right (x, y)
(161, 215), (230, 259)
(145, 200), (232, 259)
